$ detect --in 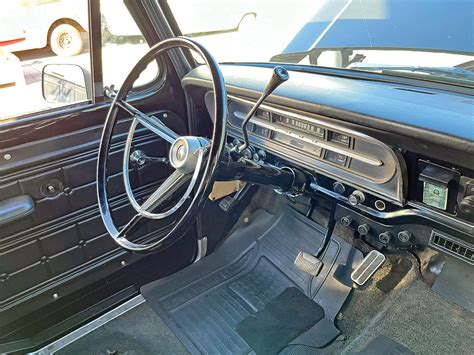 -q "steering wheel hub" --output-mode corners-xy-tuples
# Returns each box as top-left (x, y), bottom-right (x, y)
(170, 136), (208, 174)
